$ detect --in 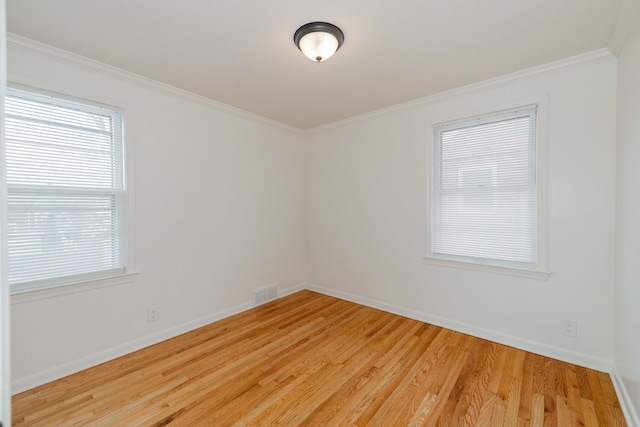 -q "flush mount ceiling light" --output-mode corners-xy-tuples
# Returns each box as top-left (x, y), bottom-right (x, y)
(294, 22), (344, 63)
